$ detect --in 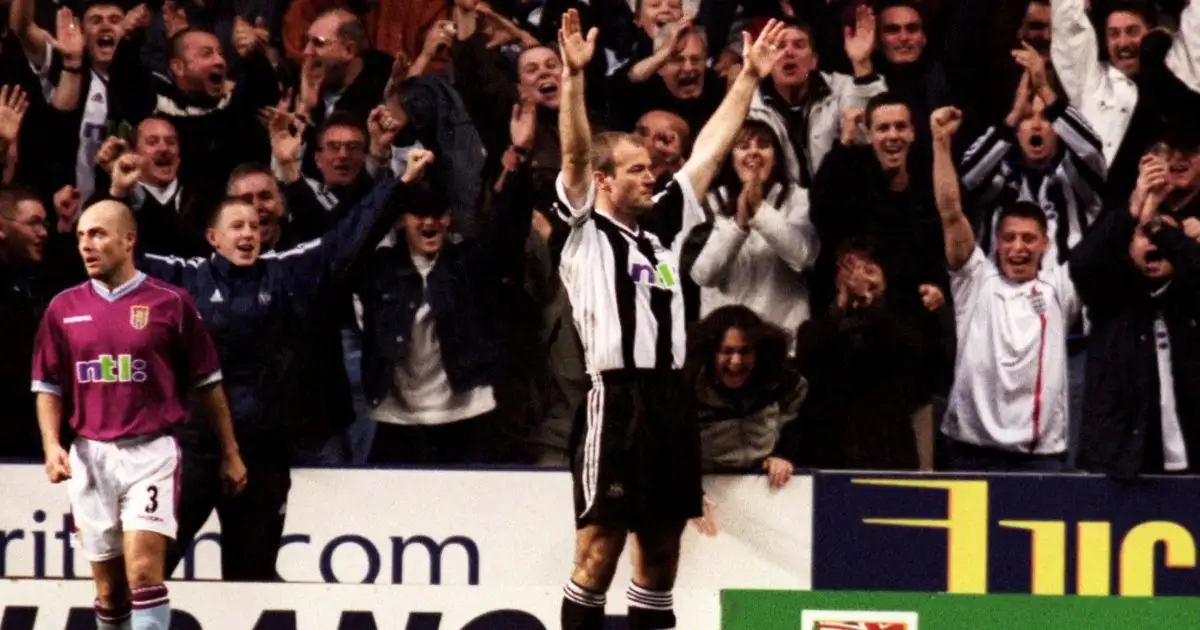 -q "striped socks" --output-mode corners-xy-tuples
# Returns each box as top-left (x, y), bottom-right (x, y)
(627, 582), (676, 630)
(561, 580), (605, 630)
(130, 584), (170, 630)
(94, 599), (131, 630)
